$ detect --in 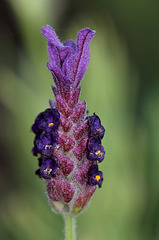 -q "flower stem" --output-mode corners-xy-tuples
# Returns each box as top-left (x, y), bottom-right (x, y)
(63, 214), (76, 240)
